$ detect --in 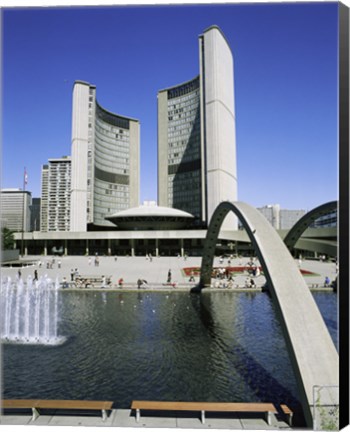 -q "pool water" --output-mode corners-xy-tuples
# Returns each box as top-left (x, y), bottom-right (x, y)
(2, 290), (337, 421)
